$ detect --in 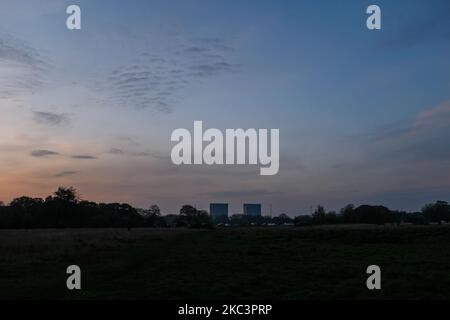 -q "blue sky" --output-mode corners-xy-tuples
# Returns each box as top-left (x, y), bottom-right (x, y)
(0, 0), (450, 215)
